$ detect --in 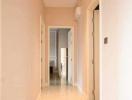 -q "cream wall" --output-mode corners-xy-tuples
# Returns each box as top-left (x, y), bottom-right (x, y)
(45, 7), (77, 84)
(76, 0), (89, 96)
(101, 0), (132, 100)
(0, 0), (1, 99)
(76, 0), (90, 93)
(101, 0), (118, 99)
(1, 0), (45, 100)
(45, 7), (75, 26)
